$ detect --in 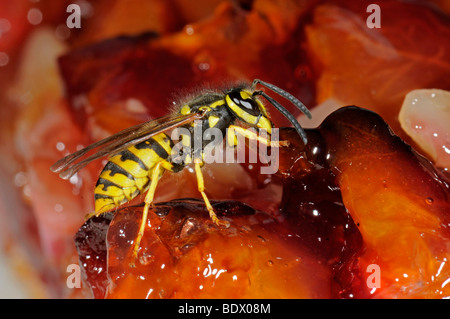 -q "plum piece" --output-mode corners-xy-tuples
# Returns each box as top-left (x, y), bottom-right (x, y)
(75, 106), (450, 298)
(74, 213), (112, 299)
(76, 200), (331, 298)
(319, 106), (450, 298)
